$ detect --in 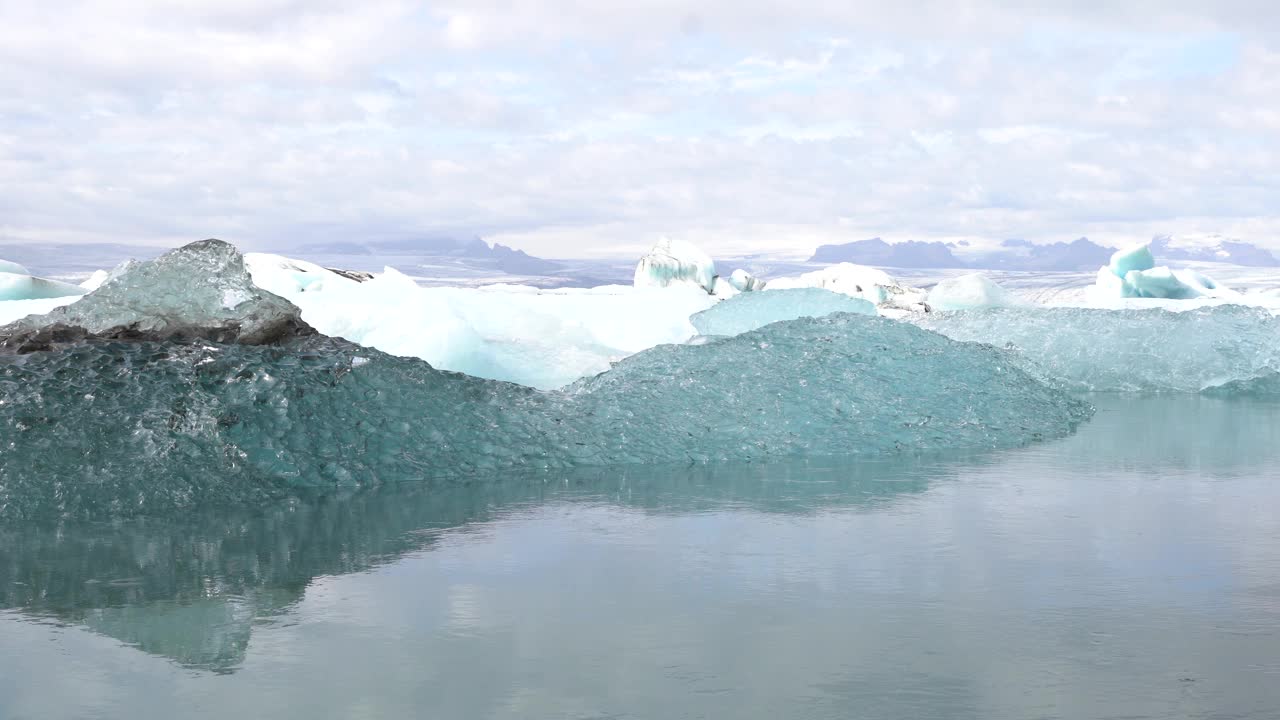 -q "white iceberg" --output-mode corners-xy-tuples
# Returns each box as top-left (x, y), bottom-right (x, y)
(727, 268), (765, 292)
(926, 274), (1018, 311)
(247, 252), (715, 390)
(710, 275), (740, 298)
(765, 263), (929, 315)
(0, 297), (82, 325)
(633, 237), (717, 294)
(691, 288), (875, 336)
(80, 269), (111, 291)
